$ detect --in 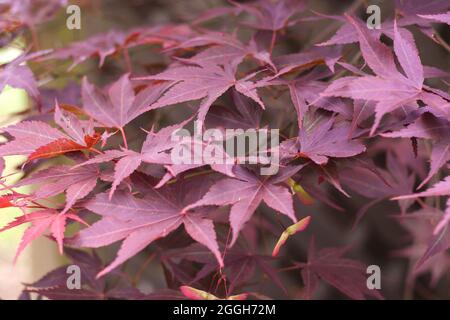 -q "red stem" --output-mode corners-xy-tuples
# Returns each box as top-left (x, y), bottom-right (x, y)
(120, 127), (128, 149)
